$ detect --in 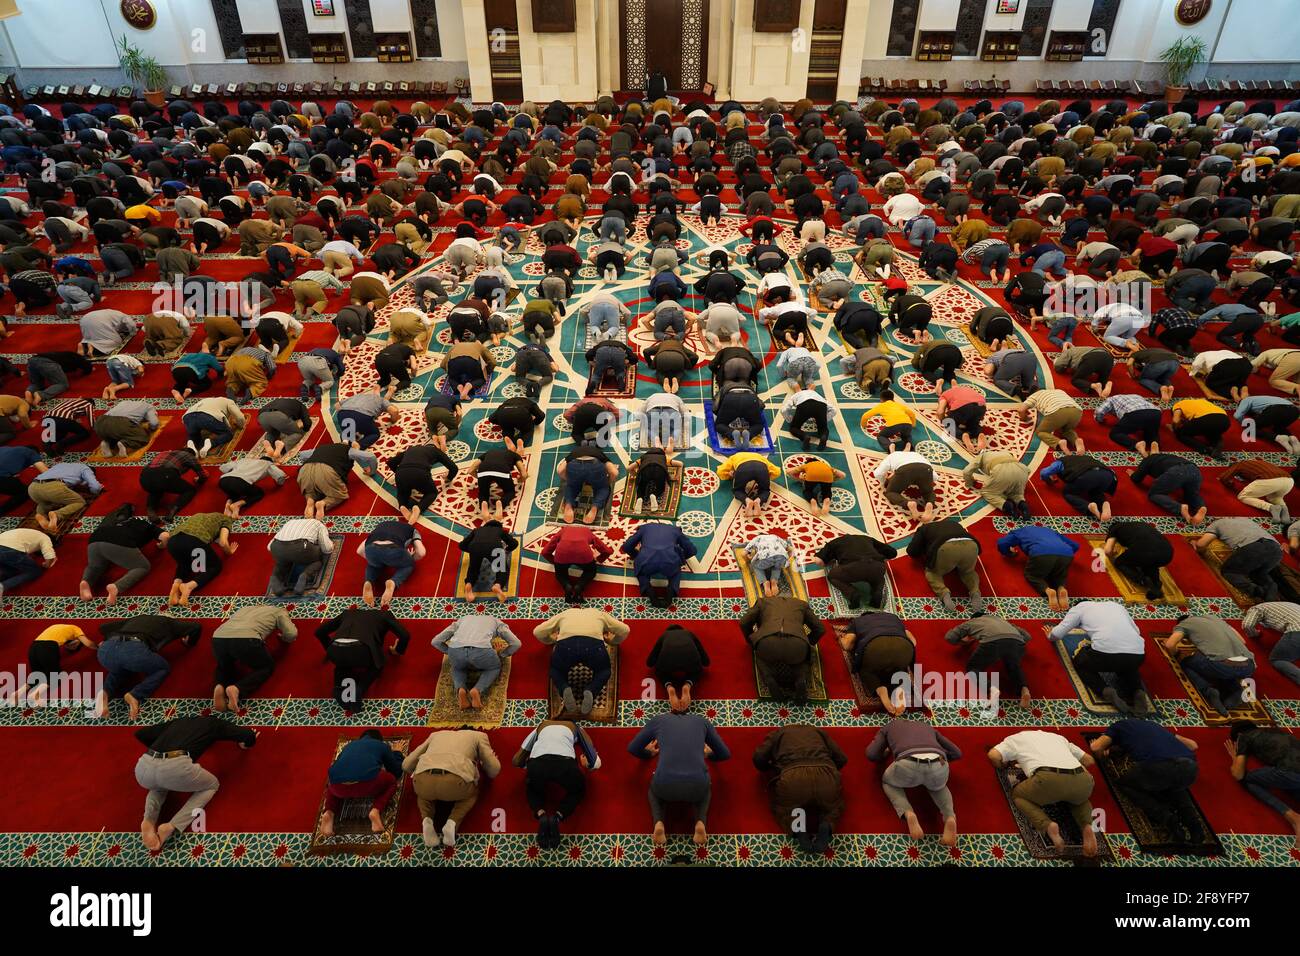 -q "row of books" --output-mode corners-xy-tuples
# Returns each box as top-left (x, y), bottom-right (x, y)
(14, 78), (471, 103)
